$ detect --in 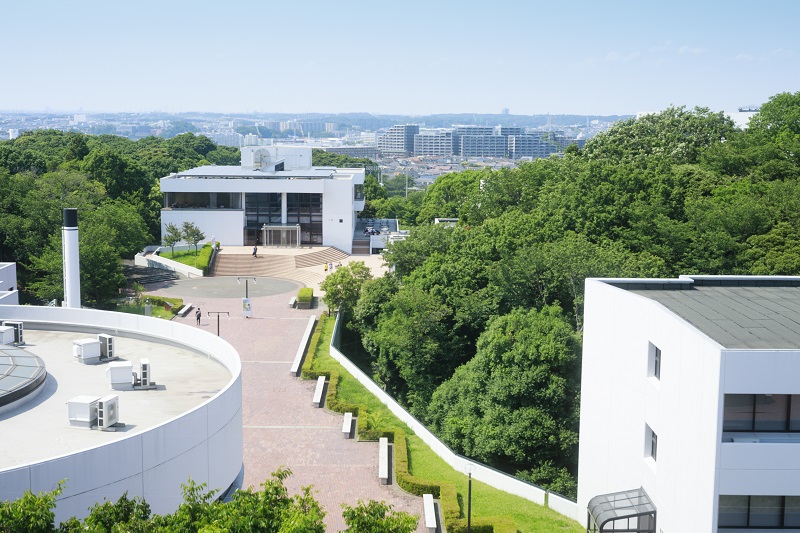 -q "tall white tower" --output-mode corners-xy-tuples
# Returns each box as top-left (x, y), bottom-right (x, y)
(62, 208), (81, 308)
